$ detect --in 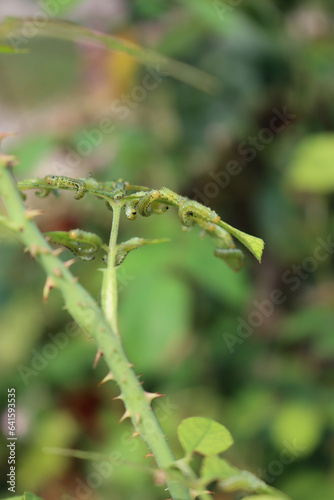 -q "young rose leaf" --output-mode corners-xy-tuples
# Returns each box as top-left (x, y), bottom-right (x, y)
(200, 455), (239, 483)
(199, 222), (245, 272)
(201, 456), (286, 497)
(218, 220), (264, 263)
(45, 230), (104, 261)
(177, 417), (233, 457)
(214, 248), (245, 272)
